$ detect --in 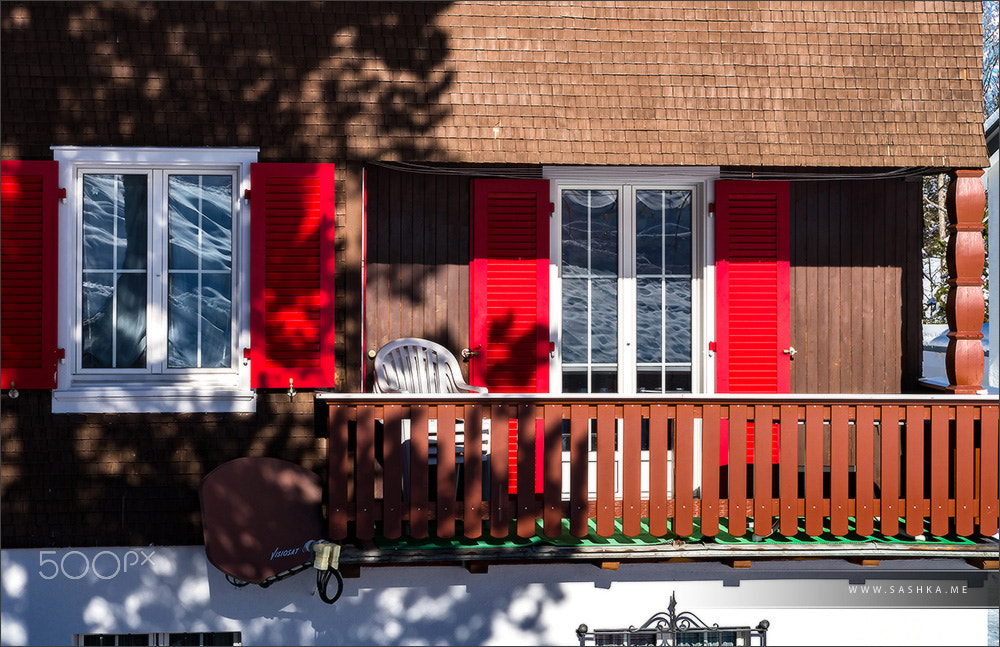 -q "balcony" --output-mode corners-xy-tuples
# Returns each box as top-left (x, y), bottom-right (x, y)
(319, 393), (998, 565)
